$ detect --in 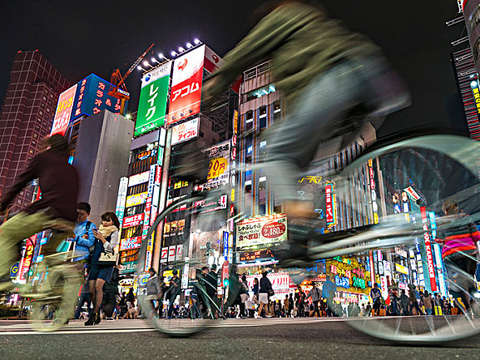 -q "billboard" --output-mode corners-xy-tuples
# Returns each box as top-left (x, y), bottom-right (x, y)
(135, 62), (172, 137)
(72, 74), (124, 119)
(171, 117), (199, 145)
(115, 177), (129, 226)
(236, 214), (287, 249)
(206, 141), (231, 187)
(51, 84), (78, 135)
(168, 46), (205, 124)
